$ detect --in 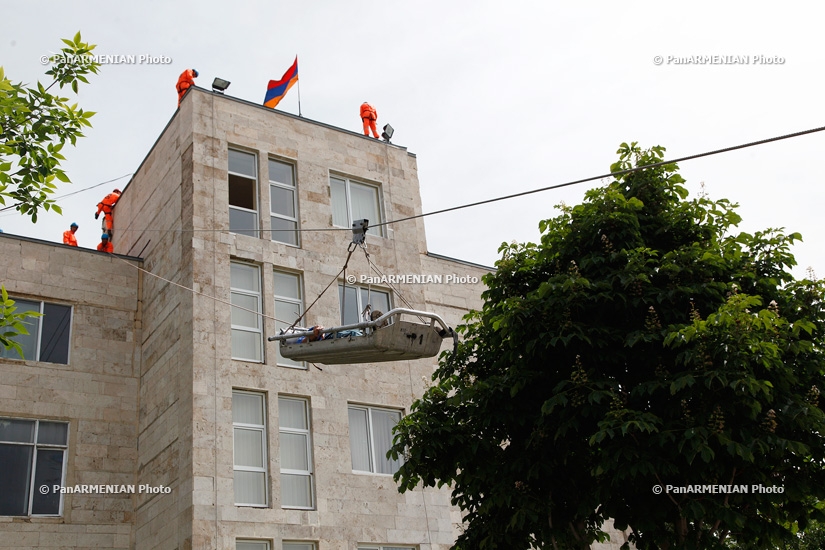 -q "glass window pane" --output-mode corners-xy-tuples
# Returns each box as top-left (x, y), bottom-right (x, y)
(233, 392), (264, 425)
(229, 207), (259, 238)
(234, 428), (265, 468)
(270, 216), (298, 246)
(231, 264), (260, 292)
(31, 449), (64, 514)
(280, 433), (309, 471)
(350, 182), (380, 227)
(360, 289), (390, 317)
(229, 149), (256, 177)
(0, 299), (40, 361)
(37, 422), (68, 445)
(278, 398), (307, 430)
(231, 293), (260, 329)
(269, 159), (294, 186)
(372, 409), (402, 475)
(0, 444), (33, 515)
(281, 474), (312, 508)
(330, 178), (348, 227)
(39, 303), (71, 364)
(270, 186), (295, 217)
(231, 329), (262, 362)
(348, 407), (371, 472)
(0, 418), (35, 443)
(274, 273), (300, 300)
(234, 470), (266, 505)
(339, 285), (359, 325)
(238, 542), (270, 550)
(283, 544), (314, 550)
